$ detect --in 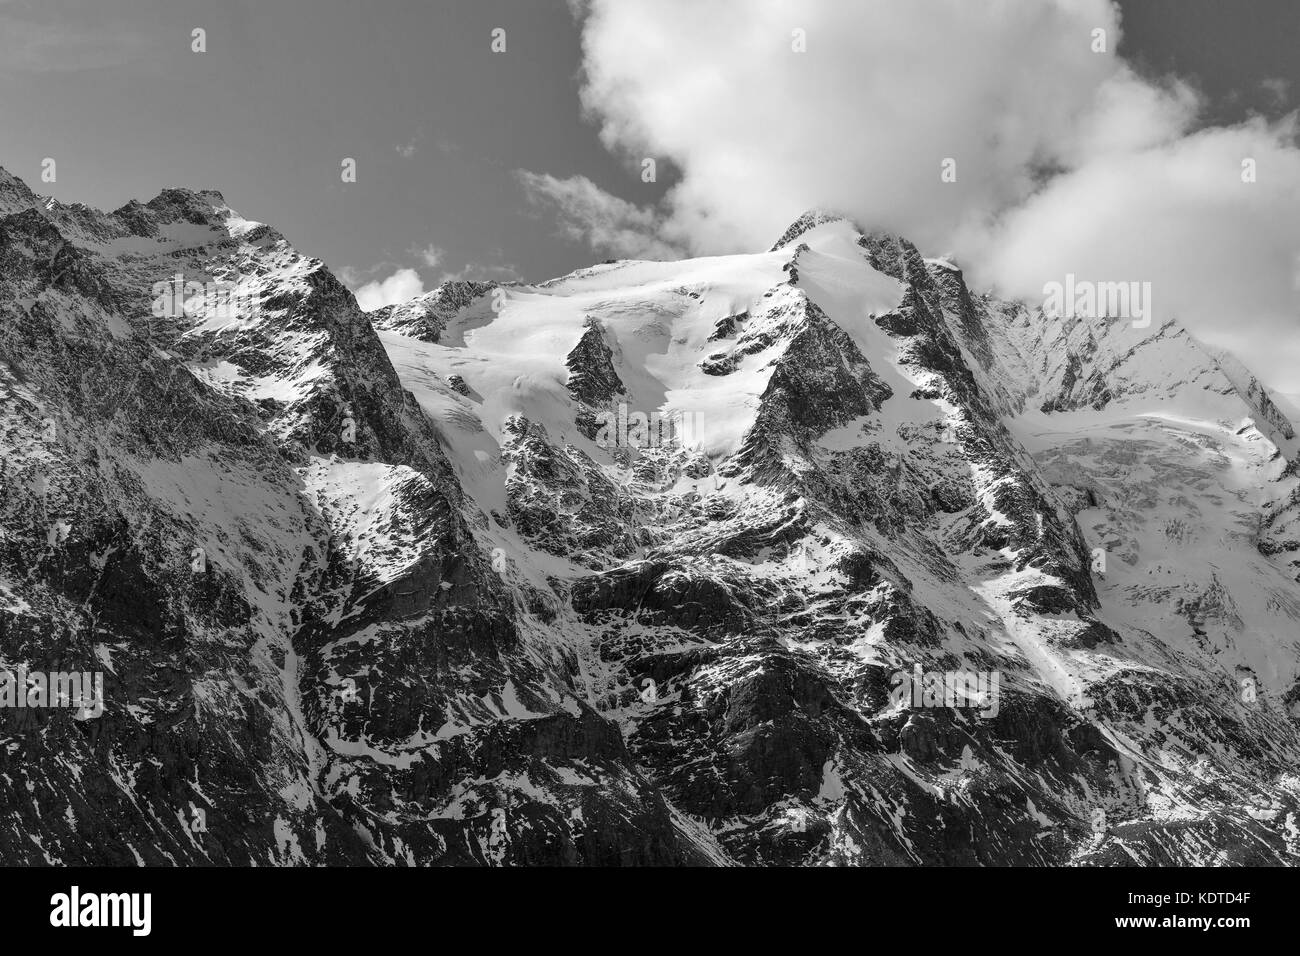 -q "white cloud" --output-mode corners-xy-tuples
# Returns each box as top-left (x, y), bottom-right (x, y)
(414, 244), (445, 268)
(516, 170), (681, 260)
(1262, 78), (1290, 109)
(576, 0), (1126, 254)
(572, 0), (1300, 392)
(966, 117), (1300, 393)
(352, 267), (425, 311)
